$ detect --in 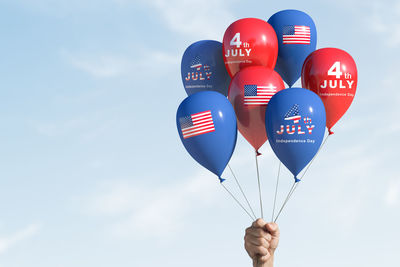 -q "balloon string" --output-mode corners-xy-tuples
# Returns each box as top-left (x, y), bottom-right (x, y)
(274, 181), (296, 223)
(271, 162), (281, 221)
(228, 164), (257, 219)
(274, 133), (331, 222)
(220, 183), (255, 221)
(255, 151), (264, 219)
